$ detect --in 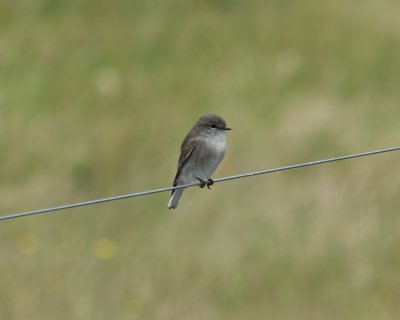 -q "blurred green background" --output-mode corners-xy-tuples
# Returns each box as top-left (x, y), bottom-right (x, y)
(1, 0), (400, 319)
